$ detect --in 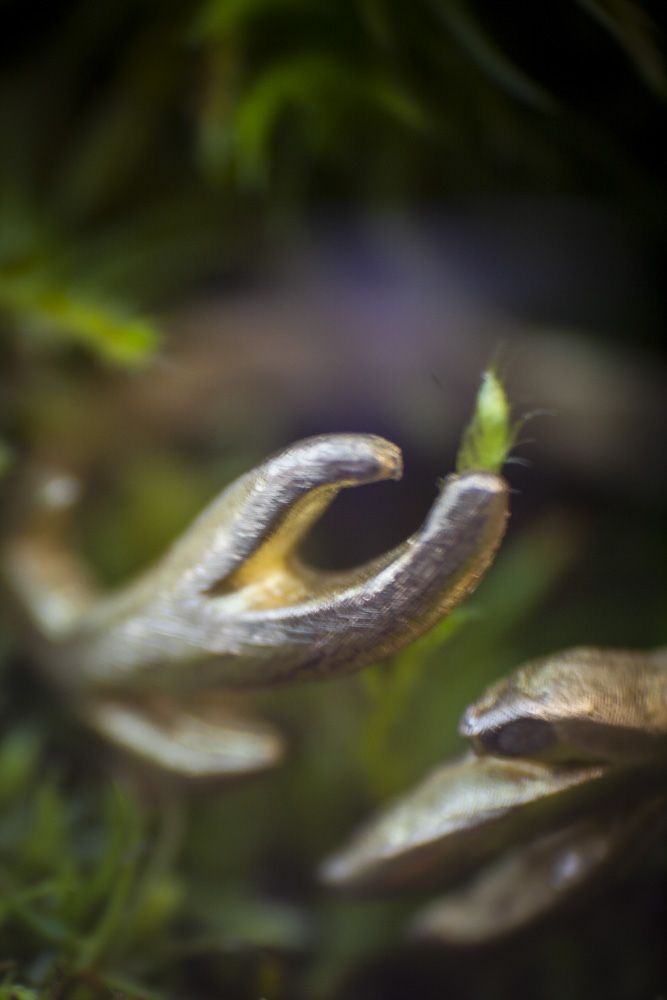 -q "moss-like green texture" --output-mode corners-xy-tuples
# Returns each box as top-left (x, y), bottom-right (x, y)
(456, 368), (518, 475)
